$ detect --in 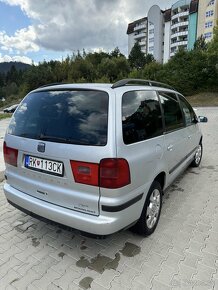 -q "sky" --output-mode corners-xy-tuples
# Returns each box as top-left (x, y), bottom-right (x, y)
(0, 0), (174, 64)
